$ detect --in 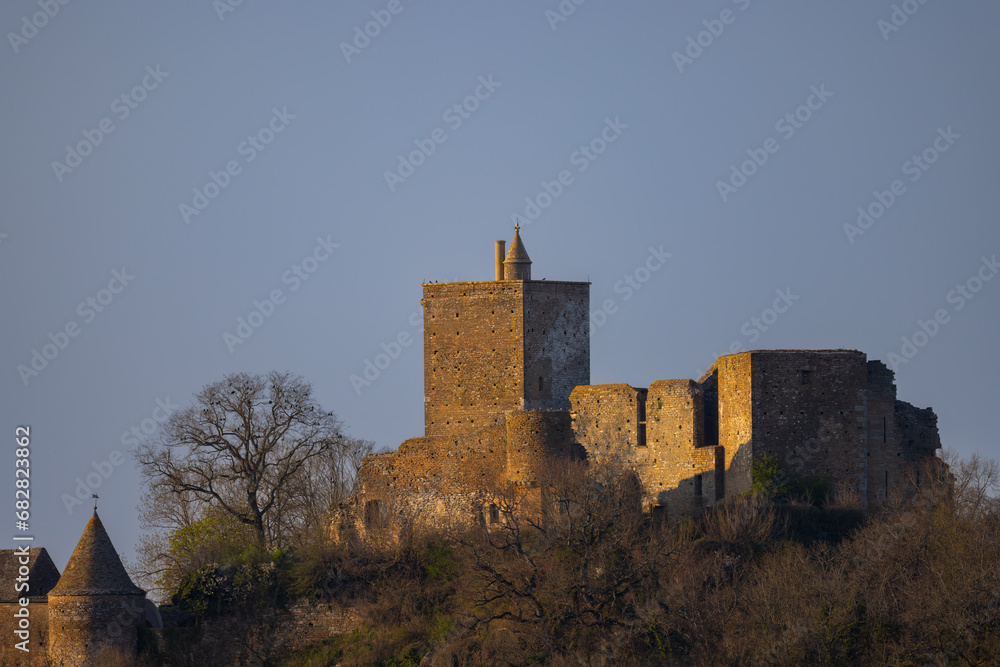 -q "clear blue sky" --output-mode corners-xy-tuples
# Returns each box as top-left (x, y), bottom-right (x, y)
(2, 1), (998, 573)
